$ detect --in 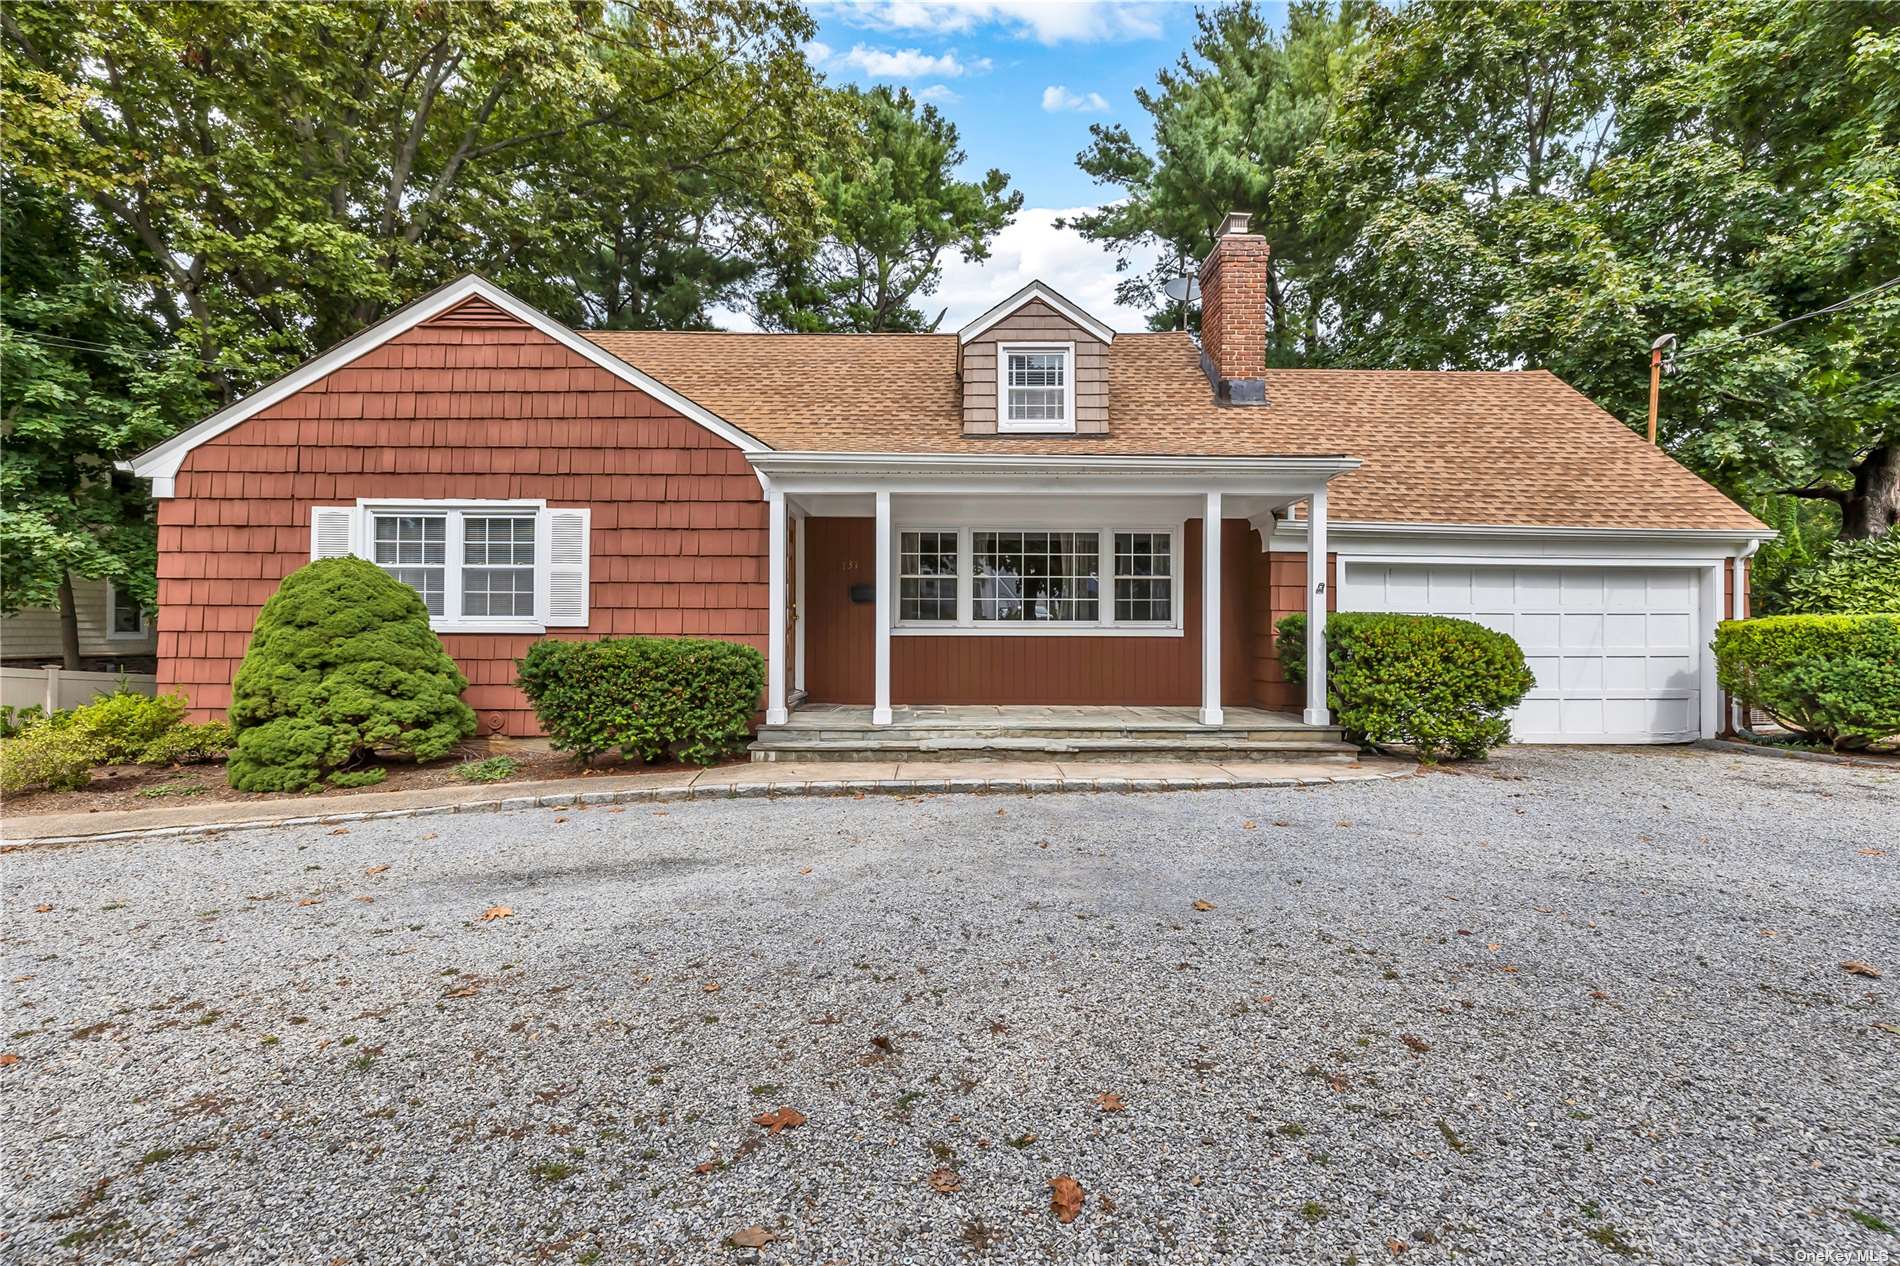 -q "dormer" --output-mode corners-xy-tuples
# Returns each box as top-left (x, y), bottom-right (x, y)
(957, 281), (1114, 437)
